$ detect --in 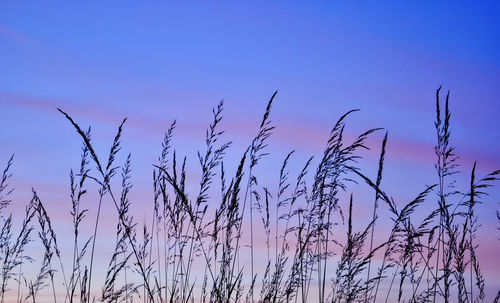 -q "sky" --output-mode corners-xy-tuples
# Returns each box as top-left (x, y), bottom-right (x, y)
(1, 1), (499, 301)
